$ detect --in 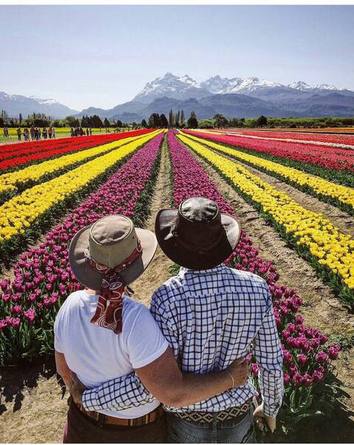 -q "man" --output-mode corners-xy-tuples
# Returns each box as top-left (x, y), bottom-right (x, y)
(71, 198), (284, 442)
(55, 214), (248, 443)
